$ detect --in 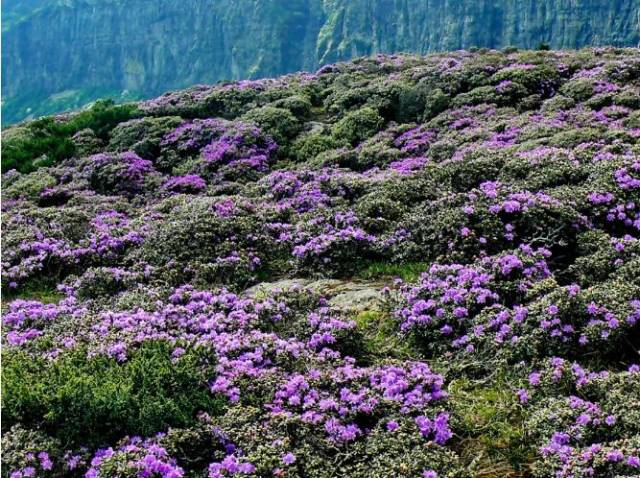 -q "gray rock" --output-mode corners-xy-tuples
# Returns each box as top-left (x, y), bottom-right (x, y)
(245, 278), (386, 313)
